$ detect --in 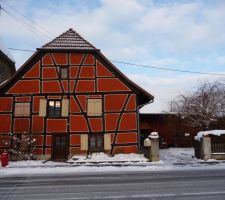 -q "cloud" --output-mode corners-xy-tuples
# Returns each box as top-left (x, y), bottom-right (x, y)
(151, 58), (179, 67)
(127, 73), (223, 113)
(215, 55), (225, 65)
(2, 0), (225, 65)
(1, 0), (225, 113)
